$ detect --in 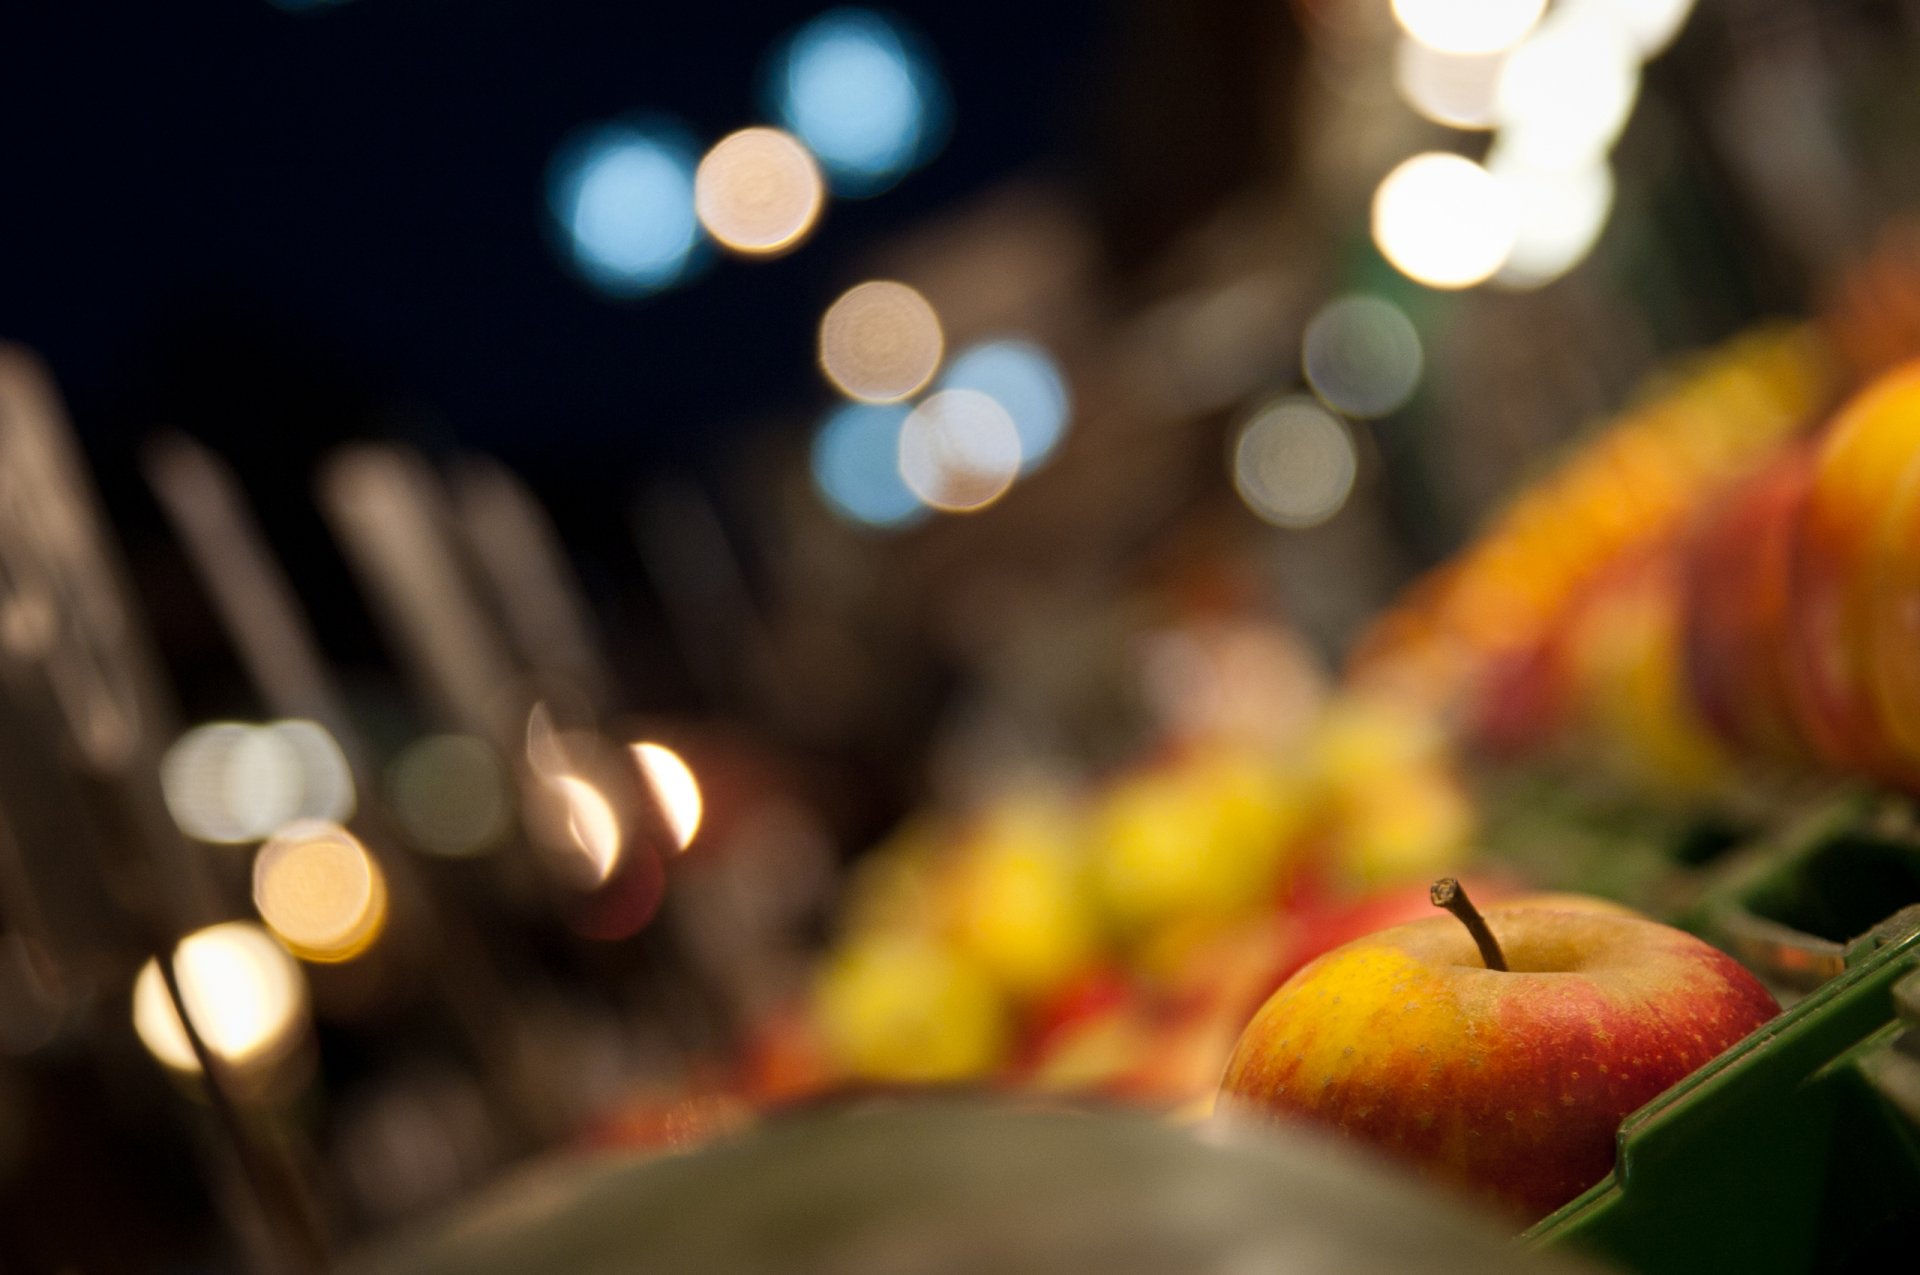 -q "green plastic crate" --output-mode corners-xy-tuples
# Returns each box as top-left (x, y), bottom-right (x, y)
(1527, 820), (1920, 1274)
